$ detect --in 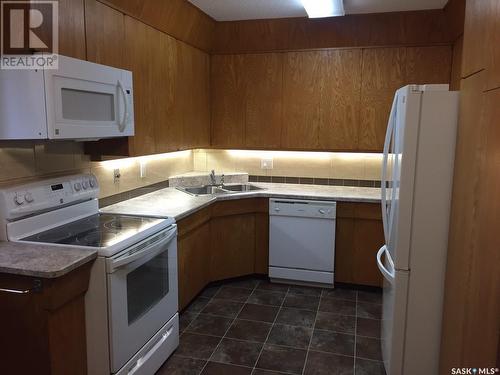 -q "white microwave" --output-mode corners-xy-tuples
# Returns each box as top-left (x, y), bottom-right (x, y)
(0, 55), (134, 140)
